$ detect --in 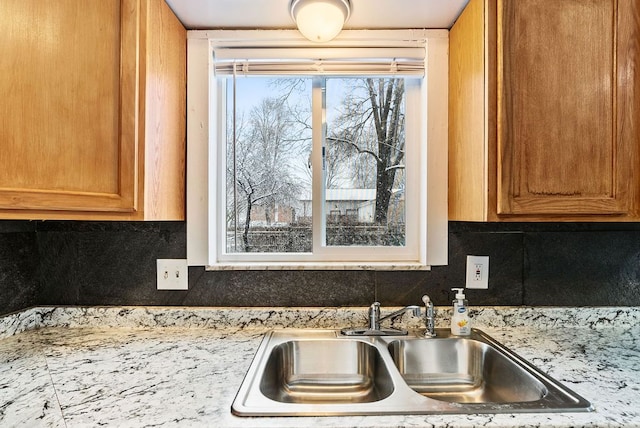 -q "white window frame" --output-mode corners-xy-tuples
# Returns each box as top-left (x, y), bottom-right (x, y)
(186, 30), (449, 270)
